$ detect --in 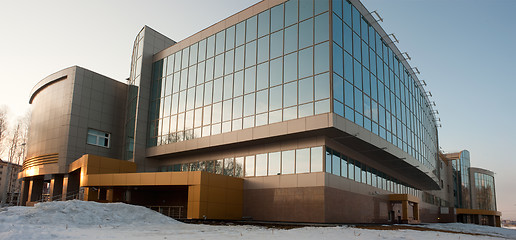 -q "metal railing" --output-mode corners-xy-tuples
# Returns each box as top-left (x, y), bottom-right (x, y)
(147, 205), (185, 219)
(36, 189), (84, 203)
